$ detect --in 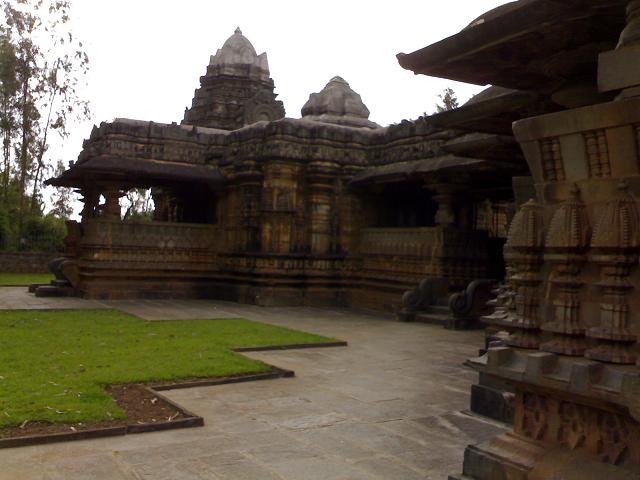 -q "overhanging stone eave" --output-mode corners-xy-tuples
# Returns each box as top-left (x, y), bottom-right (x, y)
(45, 156), (227, 189)
(396, 0), (627, 92)
(349, 155), (487, 186)
(426, 90), (559, 135)
(442, 133), (526, 164)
